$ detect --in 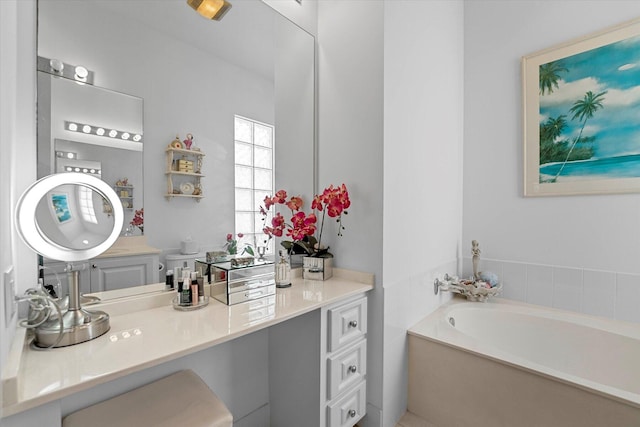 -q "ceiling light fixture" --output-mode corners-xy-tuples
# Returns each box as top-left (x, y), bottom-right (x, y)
(186, 0), (231, 21)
